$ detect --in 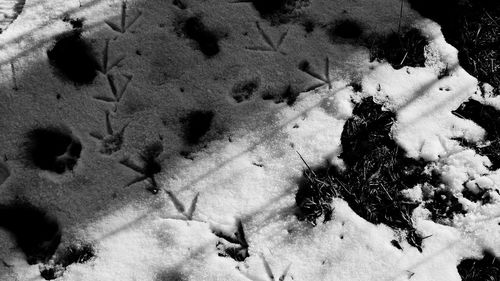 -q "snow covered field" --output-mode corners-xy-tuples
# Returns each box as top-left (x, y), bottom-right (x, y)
(0, 0), (499, 280)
